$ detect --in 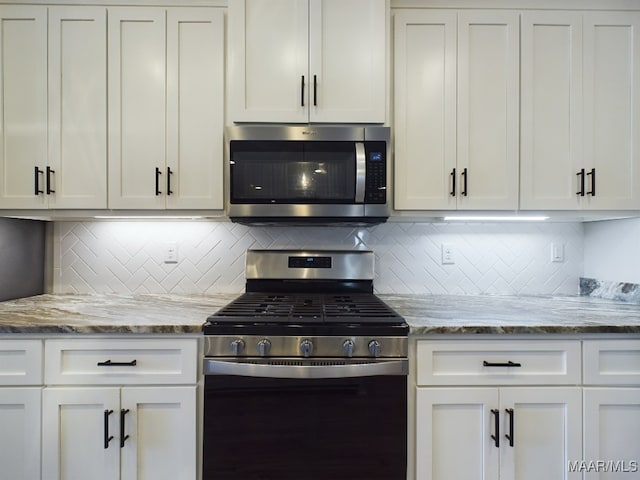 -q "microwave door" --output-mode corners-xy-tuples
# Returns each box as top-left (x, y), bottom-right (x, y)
(355, 142), (366, 204)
